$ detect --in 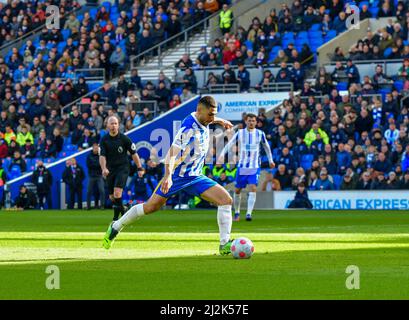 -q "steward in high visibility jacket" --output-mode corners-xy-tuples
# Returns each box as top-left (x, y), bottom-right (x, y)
(219, 5), (233, 33)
